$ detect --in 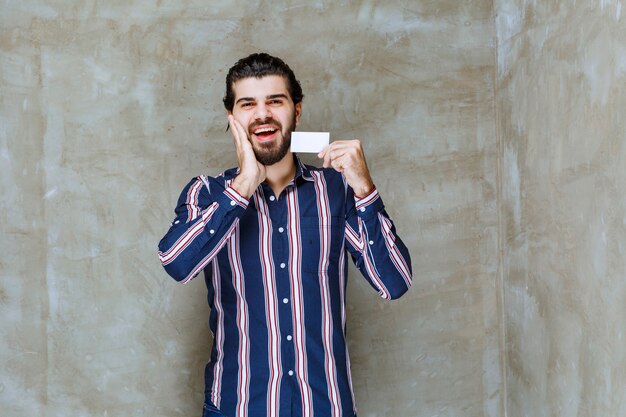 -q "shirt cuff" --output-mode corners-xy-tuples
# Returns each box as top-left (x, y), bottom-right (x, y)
(223, 185), (250, 209)
(354, 186), (383, 217)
